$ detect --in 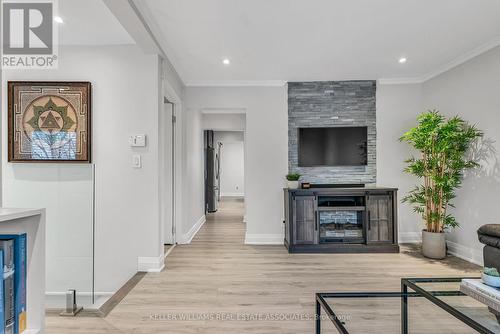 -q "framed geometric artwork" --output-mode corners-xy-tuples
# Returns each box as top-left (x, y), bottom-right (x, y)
(8, 81), (91, 162)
